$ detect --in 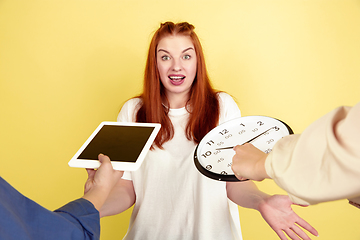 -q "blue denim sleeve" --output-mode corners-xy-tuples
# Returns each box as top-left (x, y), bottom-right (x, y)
(54, 198), (100, 239)
(0, 177), (100, 240)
